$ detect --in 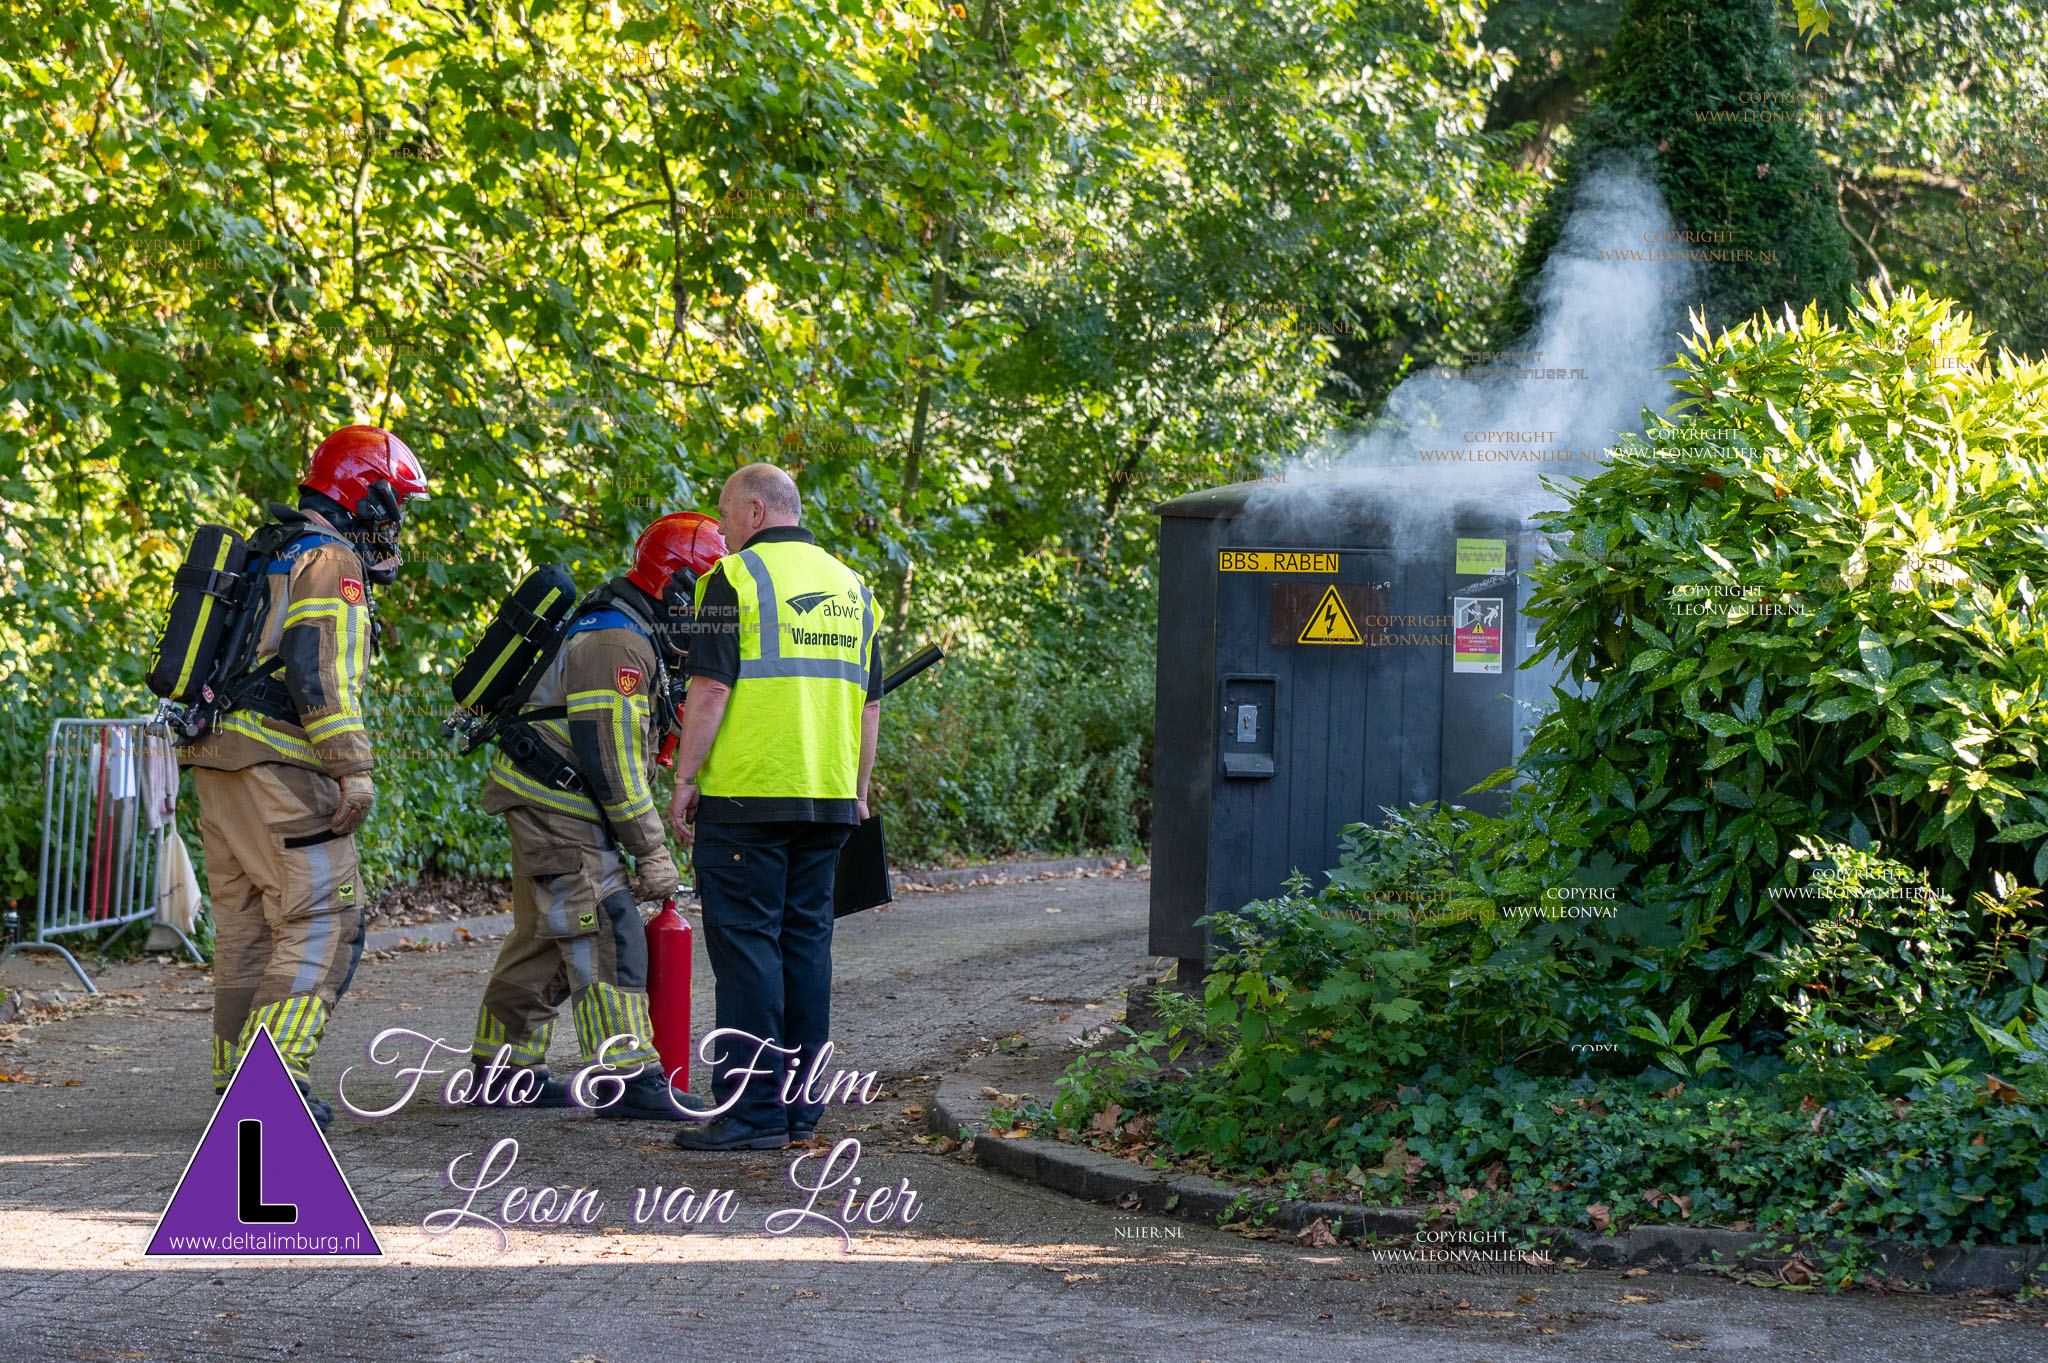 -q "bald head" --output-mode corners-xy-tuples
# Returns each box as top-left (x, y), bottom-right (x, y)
(717, 462), (801, 551)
